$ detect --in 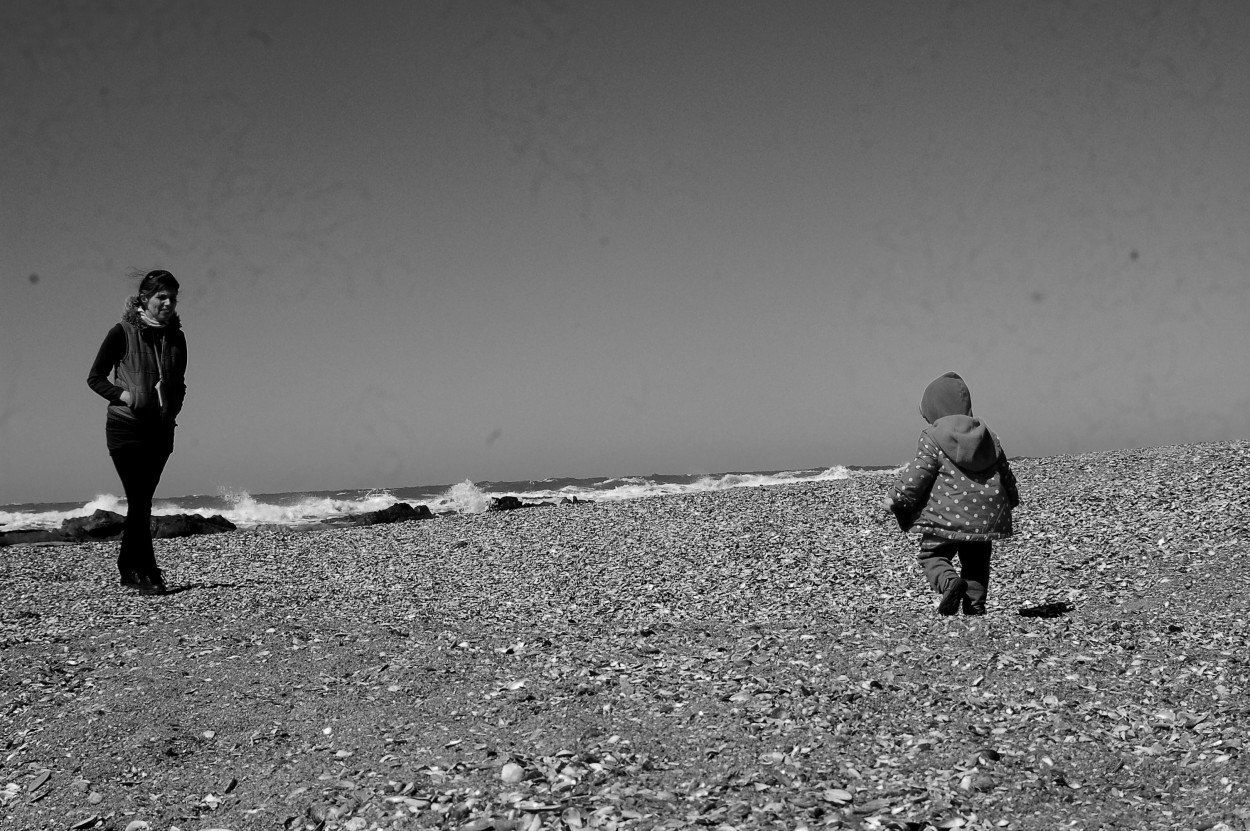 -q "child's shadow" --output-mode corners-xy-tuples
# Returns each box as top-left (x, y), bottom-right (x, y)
(1017, 600), (1075, 618)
